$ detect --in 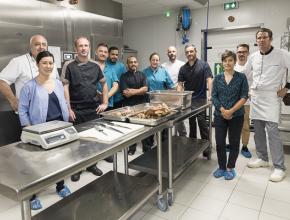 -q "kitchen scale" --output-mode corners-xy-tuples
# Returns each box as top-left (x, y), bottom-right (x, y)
(21, 120), (79, 149)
